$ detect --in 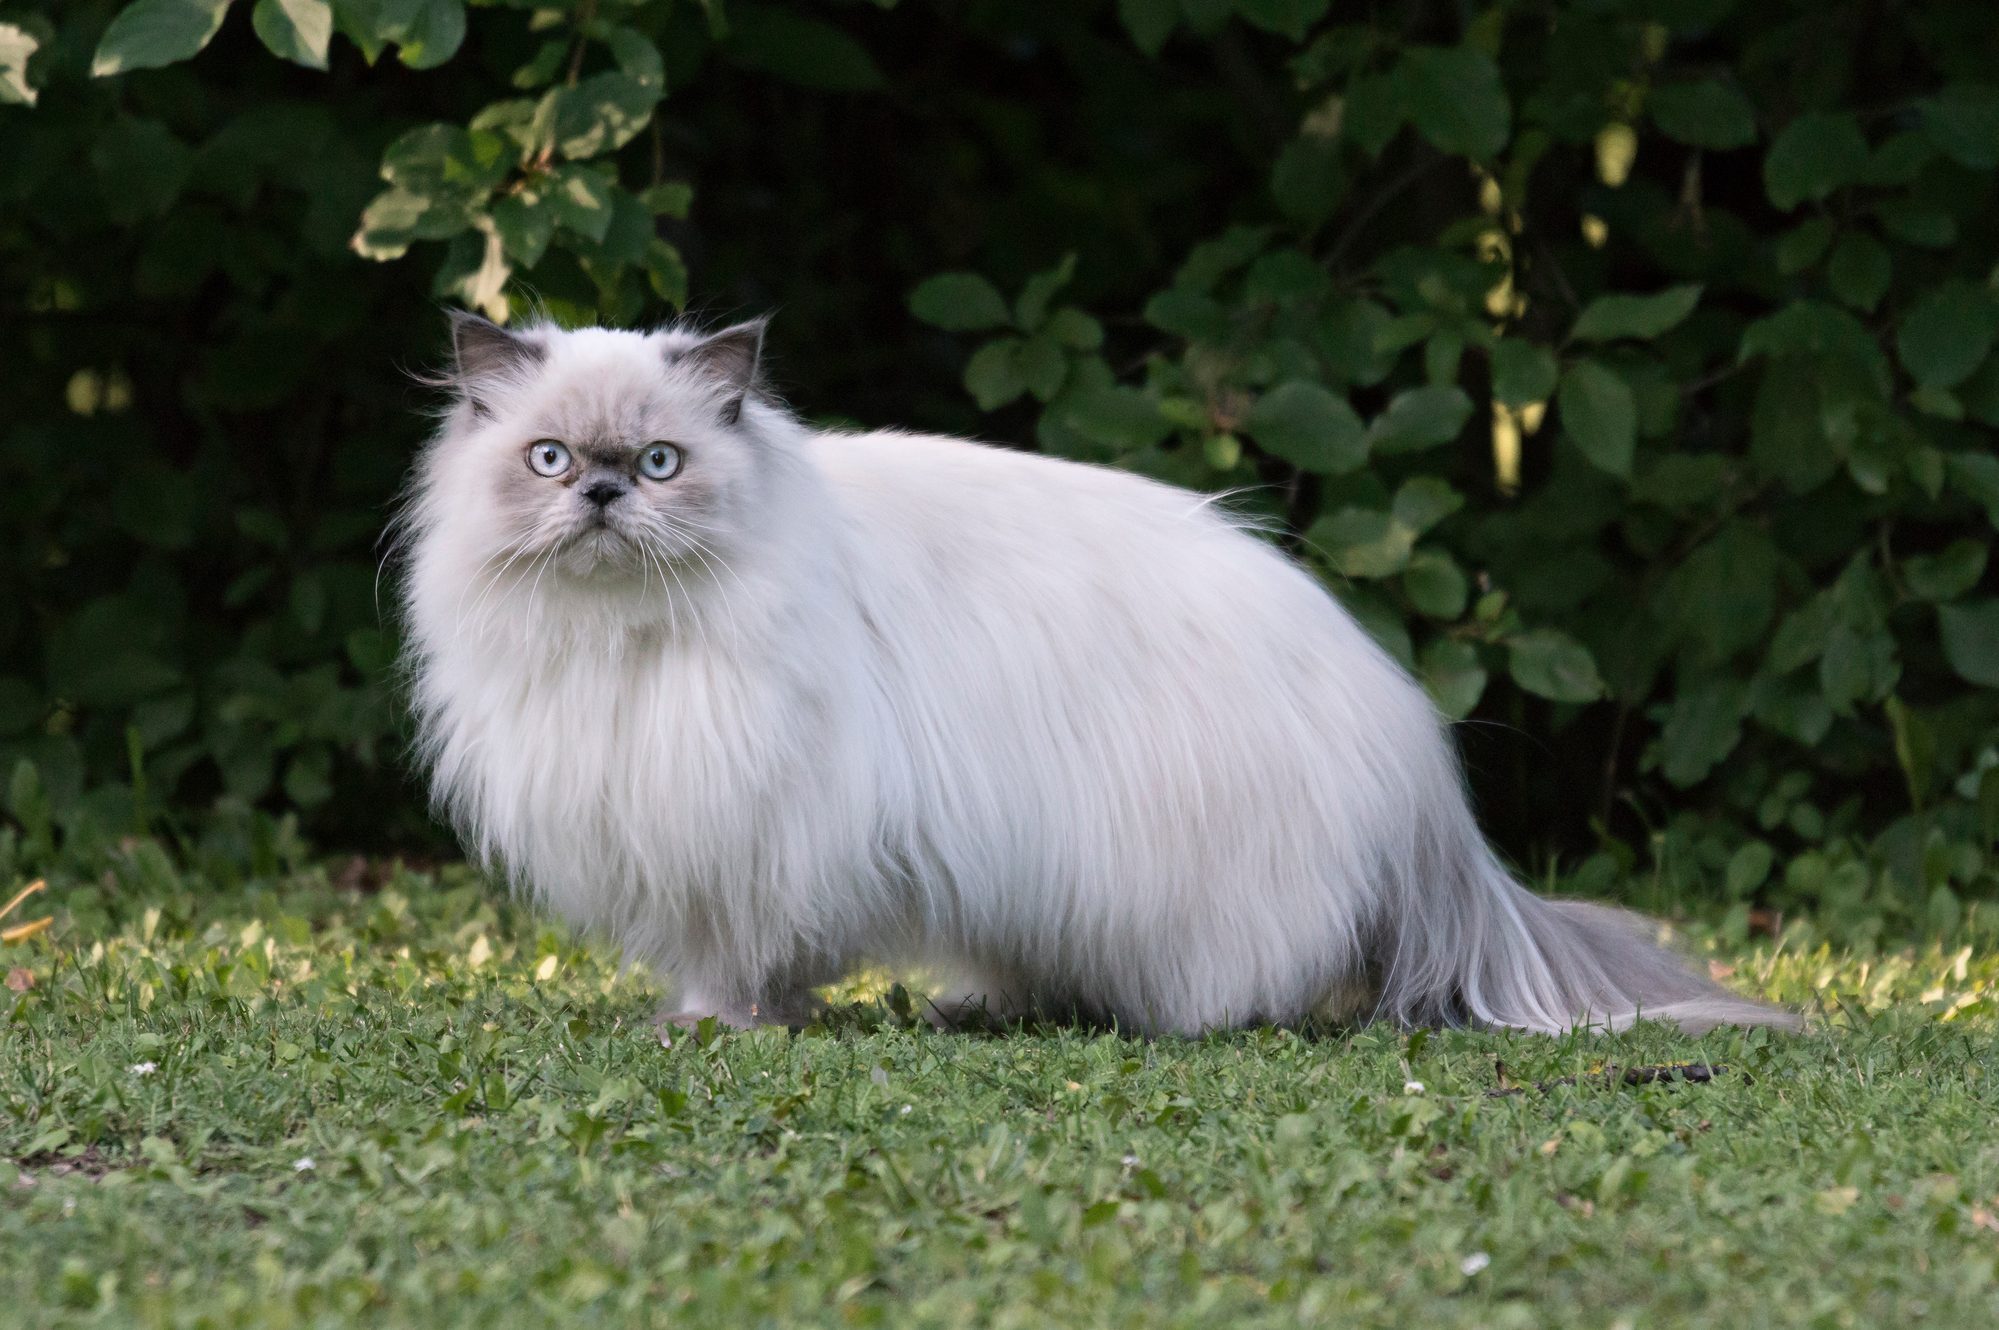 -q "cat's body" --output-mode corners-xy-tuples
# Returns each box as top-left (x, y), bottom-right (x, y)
(402, 315), (1796, 1036)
